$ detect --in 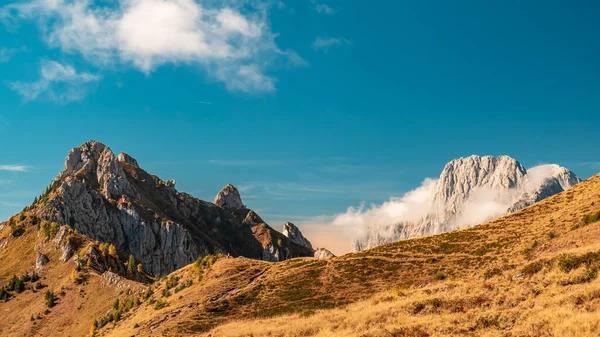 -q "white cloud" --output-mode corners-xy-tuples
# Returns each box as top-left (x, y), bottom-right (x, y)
(315, 163), (579, 252)
(312, 37), (350, 52)
(1, 0), (302, 93)
(0, 165), (29, 172)
(8, 60), (100, 102)
(311, 1), (337, 14)
(330, 178), (438, 240)
(0, 47), (25, 63)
